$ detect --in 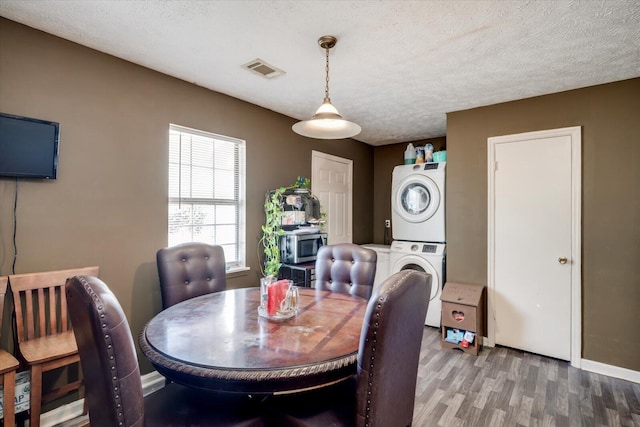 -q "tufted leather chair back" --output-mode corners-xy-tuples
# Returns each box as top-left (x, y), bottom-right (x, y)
(156, 242), (226, 309)
(66, 275), (145, 427)
(355, 269), (431, 427)
(314, 243), (377, 300)
(267, 269), (431, 426)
